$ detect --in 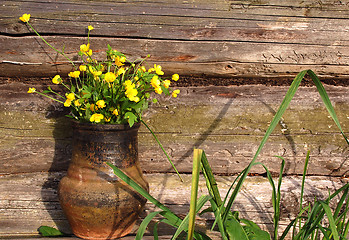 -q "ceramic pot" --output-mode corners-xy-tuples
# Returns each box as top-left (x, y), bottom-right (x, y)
(58, 121), (148, 239)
